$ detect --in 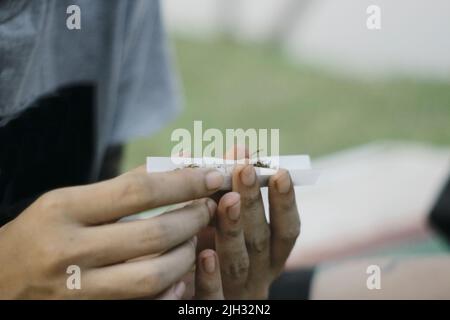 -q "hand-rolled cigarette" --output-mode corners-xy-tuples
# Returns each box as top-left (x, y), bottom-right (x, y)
(146, 155), (320, 190)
